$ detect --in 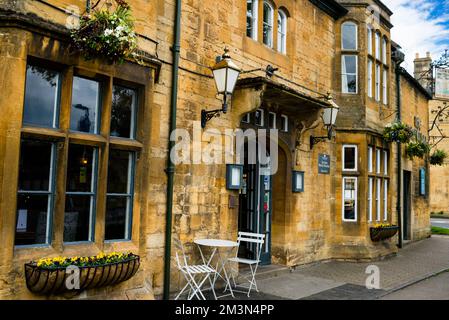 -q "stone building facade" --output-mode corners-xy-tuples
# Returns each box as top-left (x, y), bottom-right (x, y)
(0, 0), (431, 300)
